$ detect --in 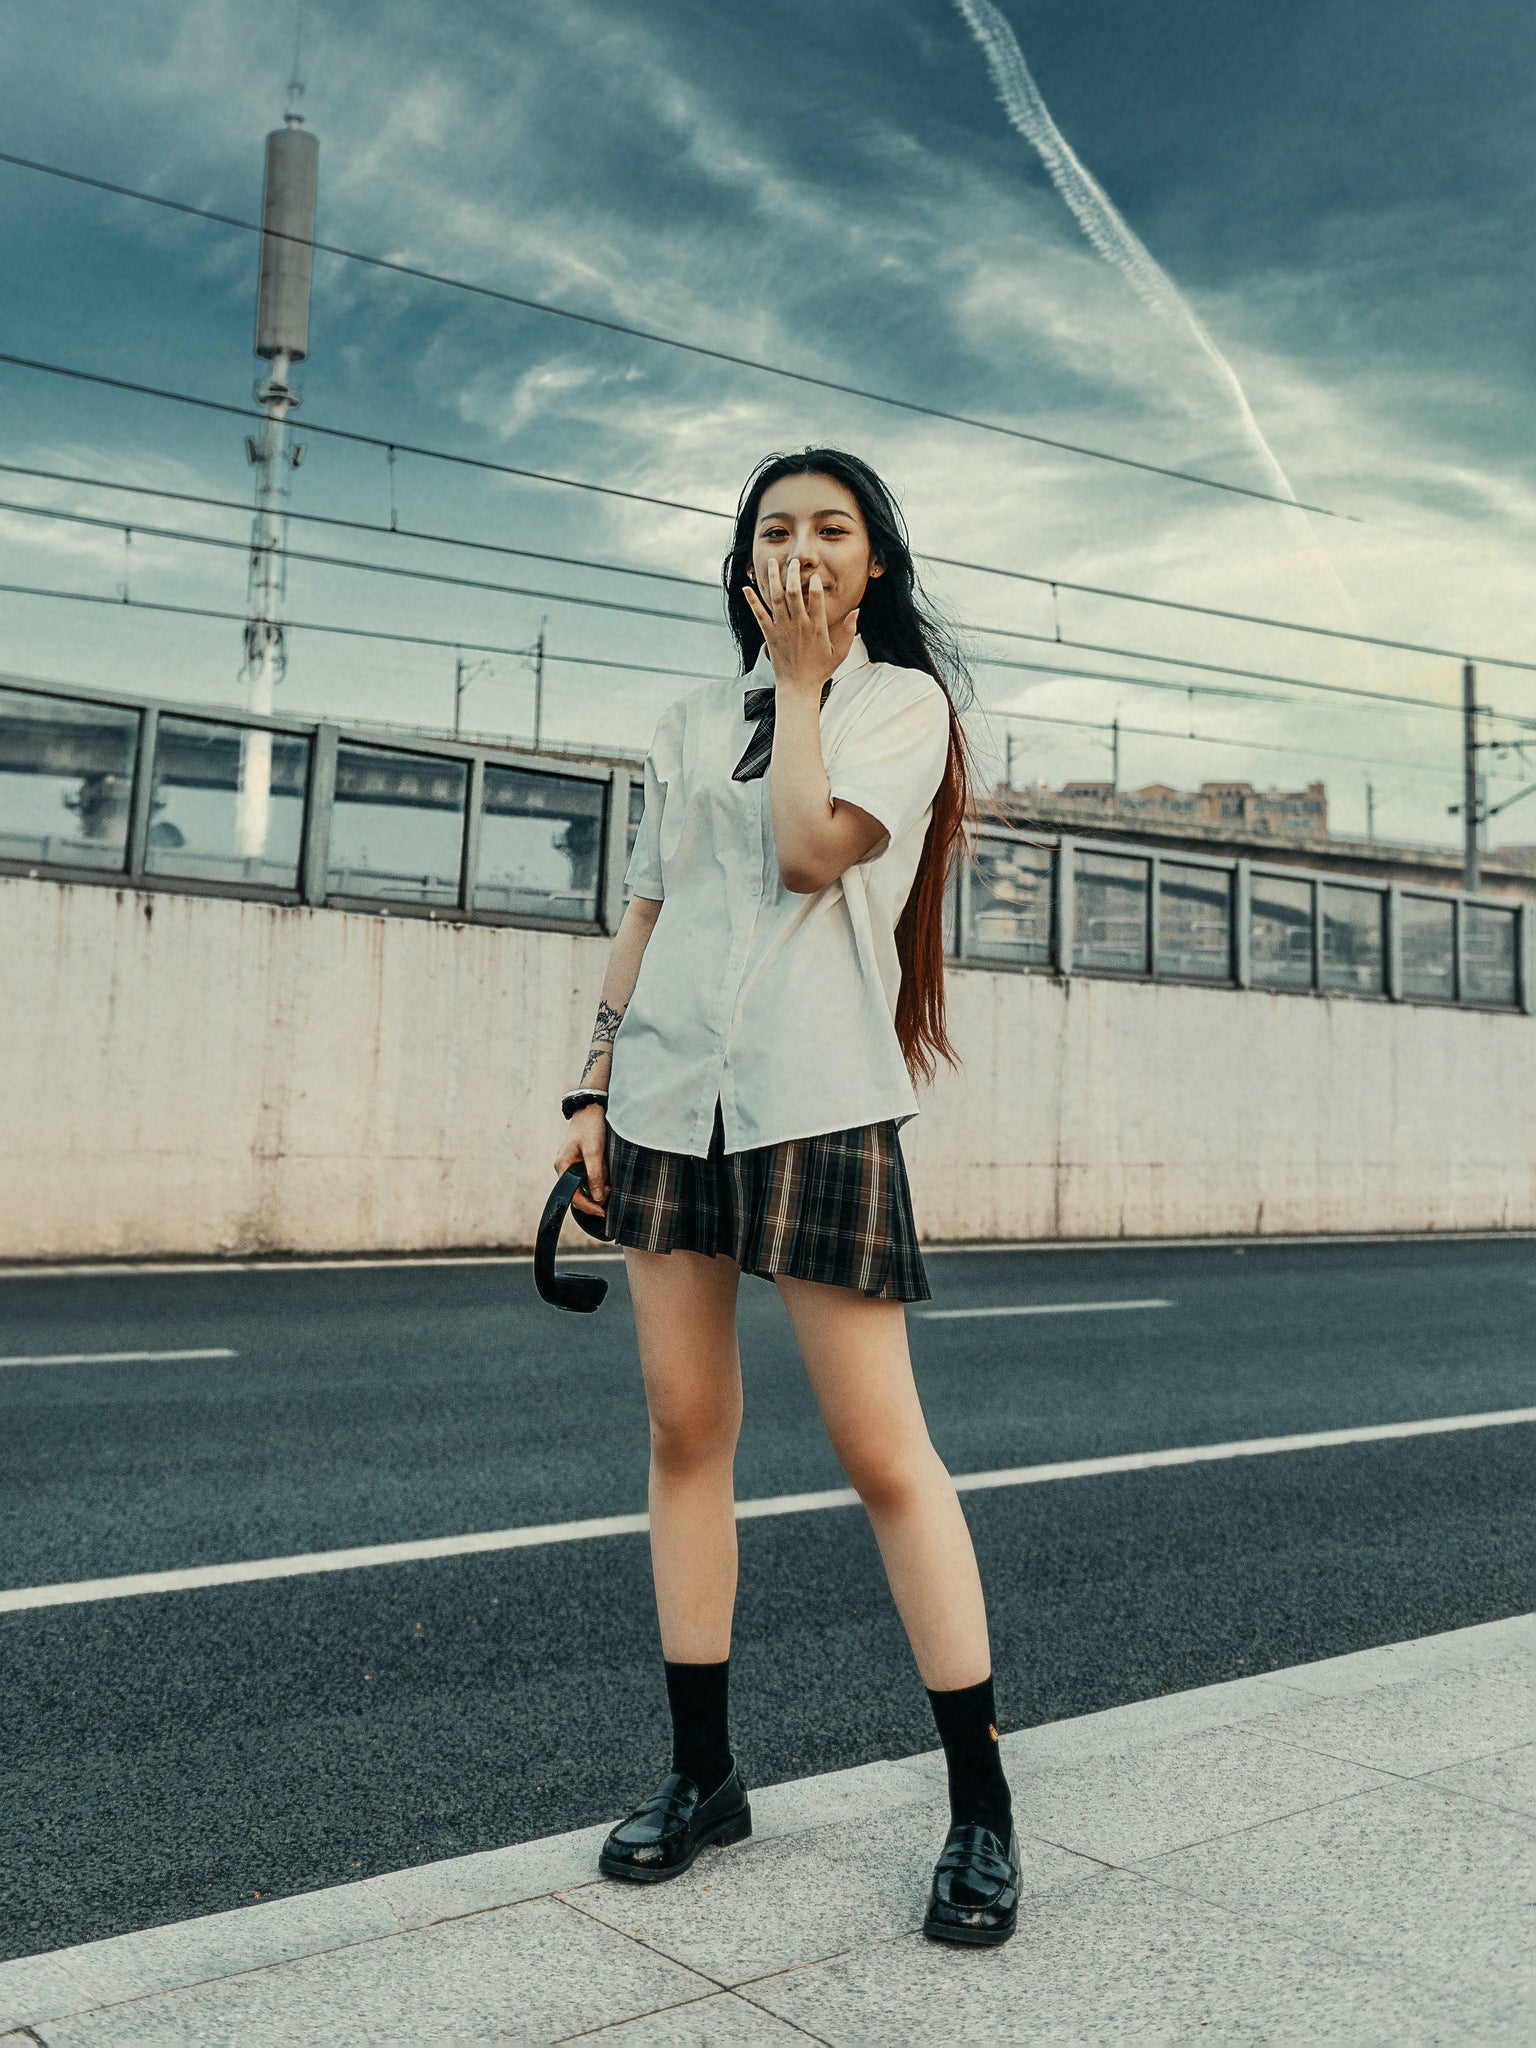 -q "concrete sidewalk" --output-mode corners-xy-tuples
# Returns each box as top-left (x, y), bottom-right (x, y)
(3, 1618), (1530, 2045)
